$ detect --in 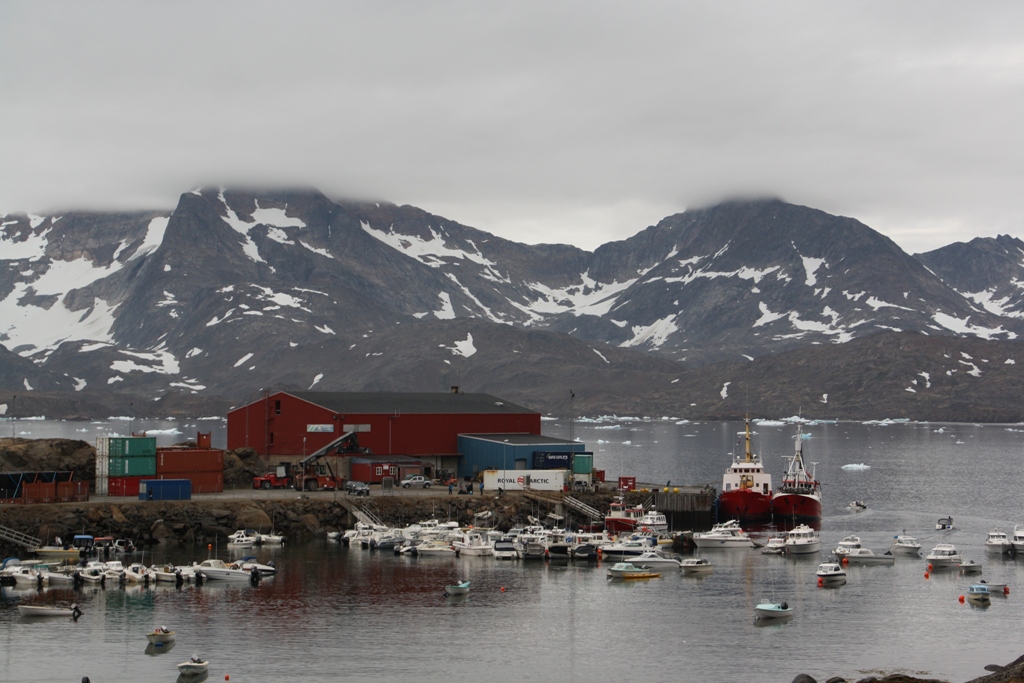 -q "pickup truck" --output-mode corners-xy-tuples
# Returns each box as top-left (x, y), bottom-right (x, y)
(252, 472), (292, 490)
(400, 475), (432, 489)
